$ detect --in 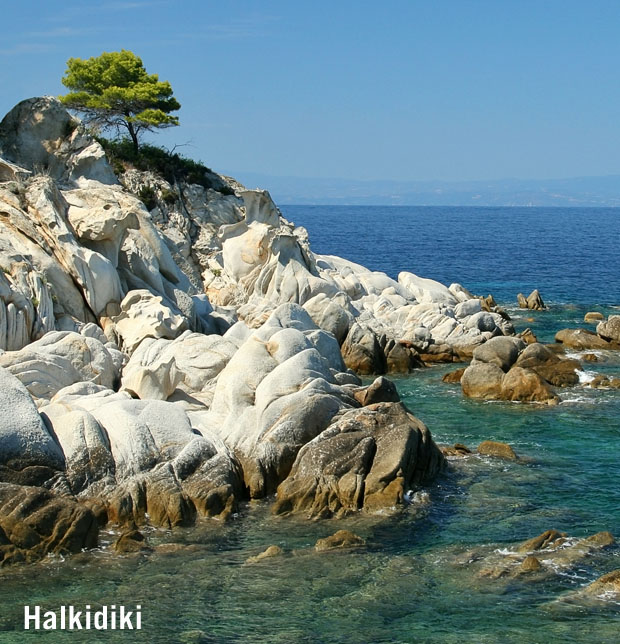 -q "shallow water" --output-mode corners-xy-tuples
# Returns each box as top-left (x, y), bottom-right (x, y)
(1, 206), (620, 643)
